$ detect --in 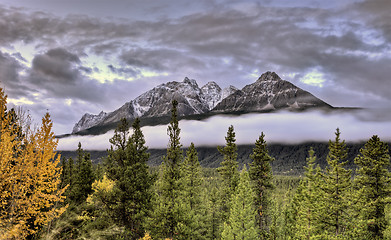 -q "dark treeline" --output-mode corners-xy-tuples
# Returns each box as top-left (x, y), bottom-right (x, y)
(45, 100), (391, 240)
(59, 142), (390, 175)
